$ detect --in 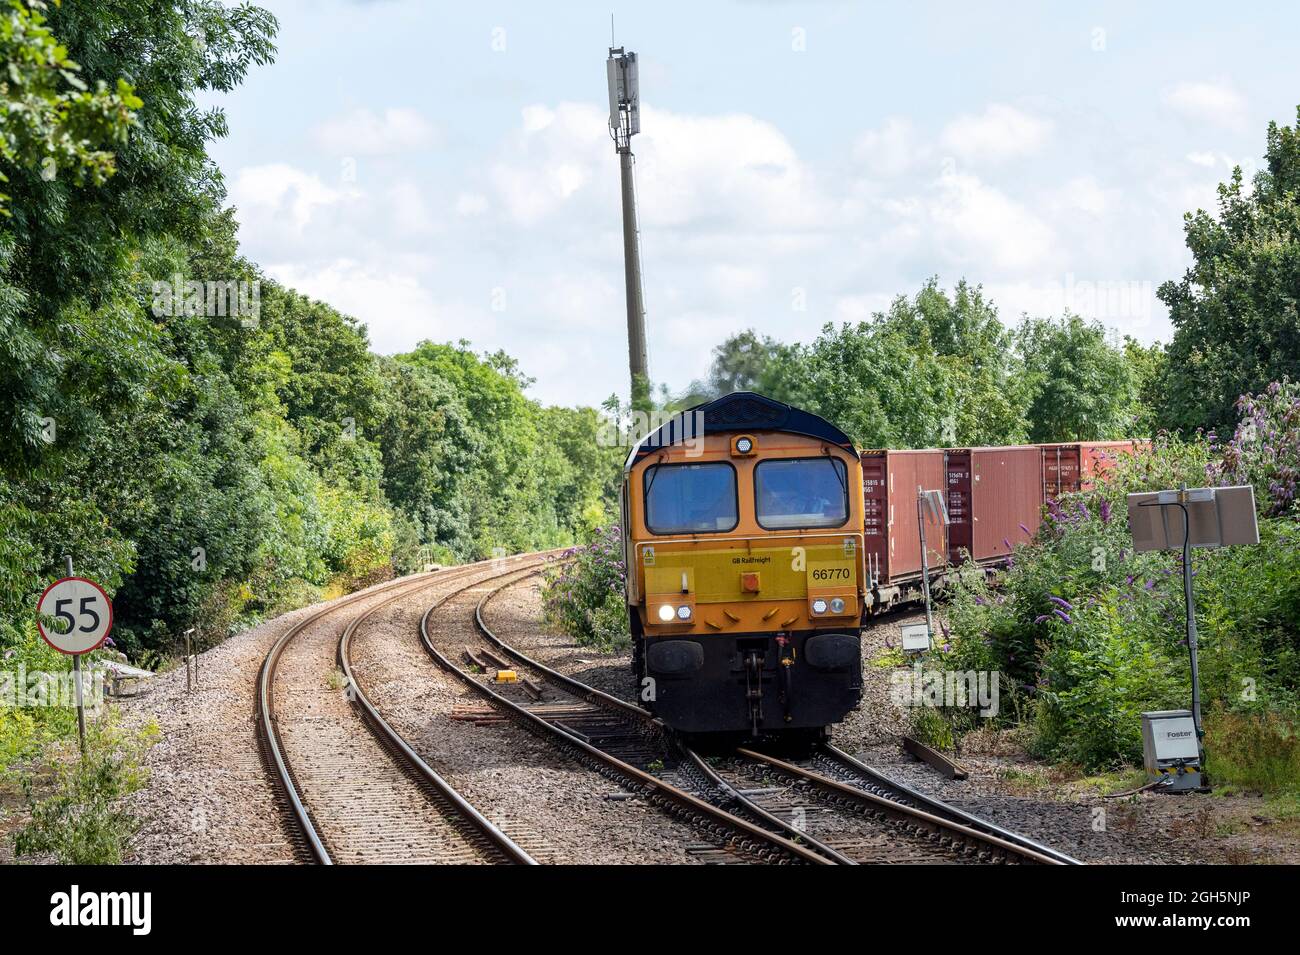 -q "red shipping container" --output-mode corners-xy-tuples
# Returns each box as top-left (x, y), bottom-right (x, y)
(861, 449), (947, 585)
(1040, 440), (1145, 497)
(947, 447), (1042, 564)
